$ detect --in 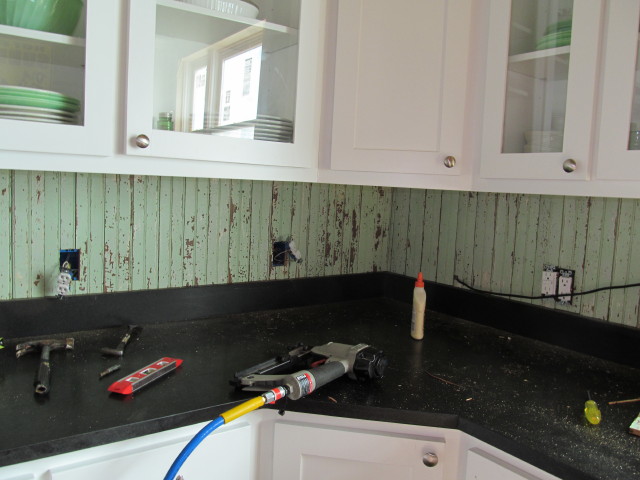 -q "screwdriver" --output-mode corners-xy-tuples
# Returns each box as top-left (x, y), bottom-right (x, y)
(584, 391), (602, 425)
